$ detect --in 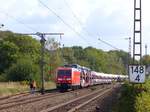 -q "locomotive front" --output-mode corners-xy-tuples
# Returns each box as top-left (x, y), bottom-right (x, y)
(56, 67), (81, 91)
